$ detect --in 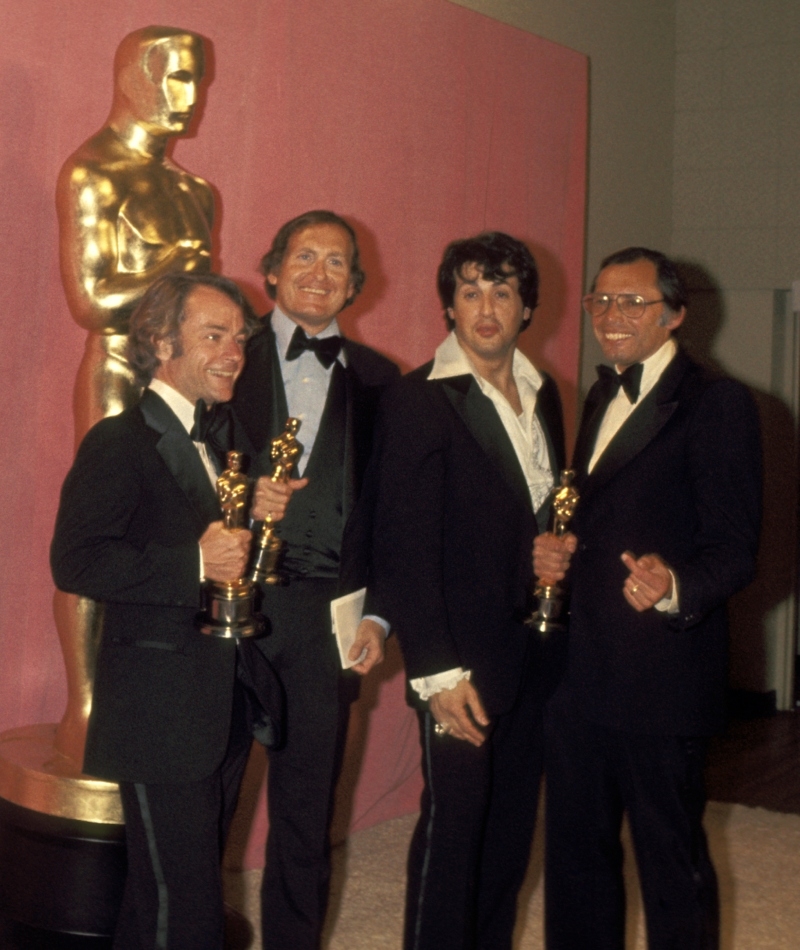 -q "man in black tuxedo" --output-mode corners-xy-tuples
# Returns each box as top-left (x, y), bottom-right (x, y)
(371, 233), (566, 950)
(231, 210), (399, 950)
(534, 247), (762, 950)
(51, 272), (275, 949)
